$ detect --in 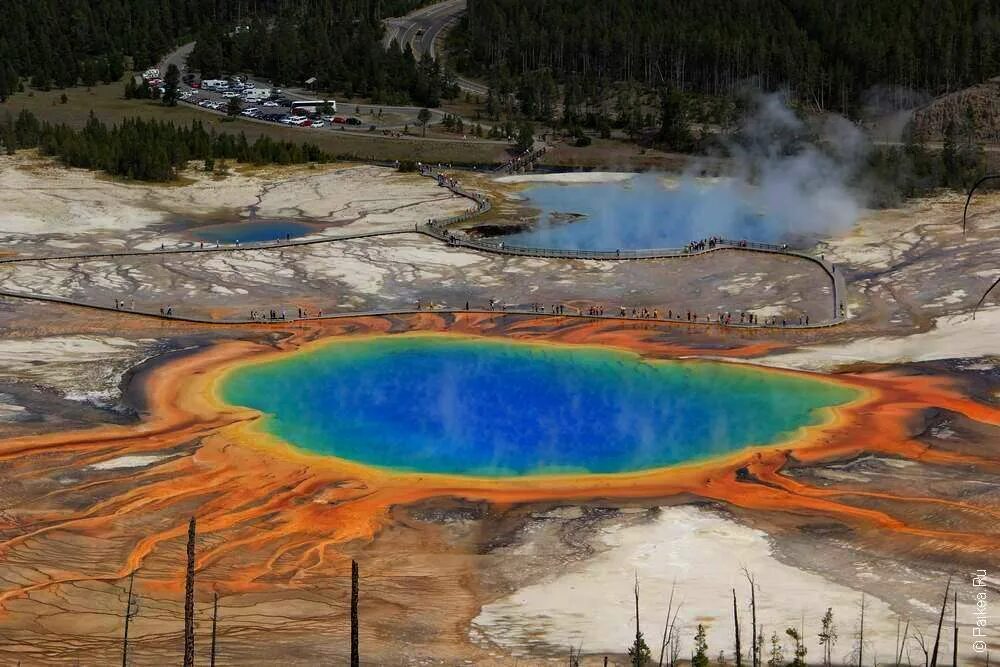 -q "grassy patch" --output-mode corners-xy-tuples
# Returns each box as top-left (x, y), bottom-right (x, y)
(2, 84), (508, 166)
